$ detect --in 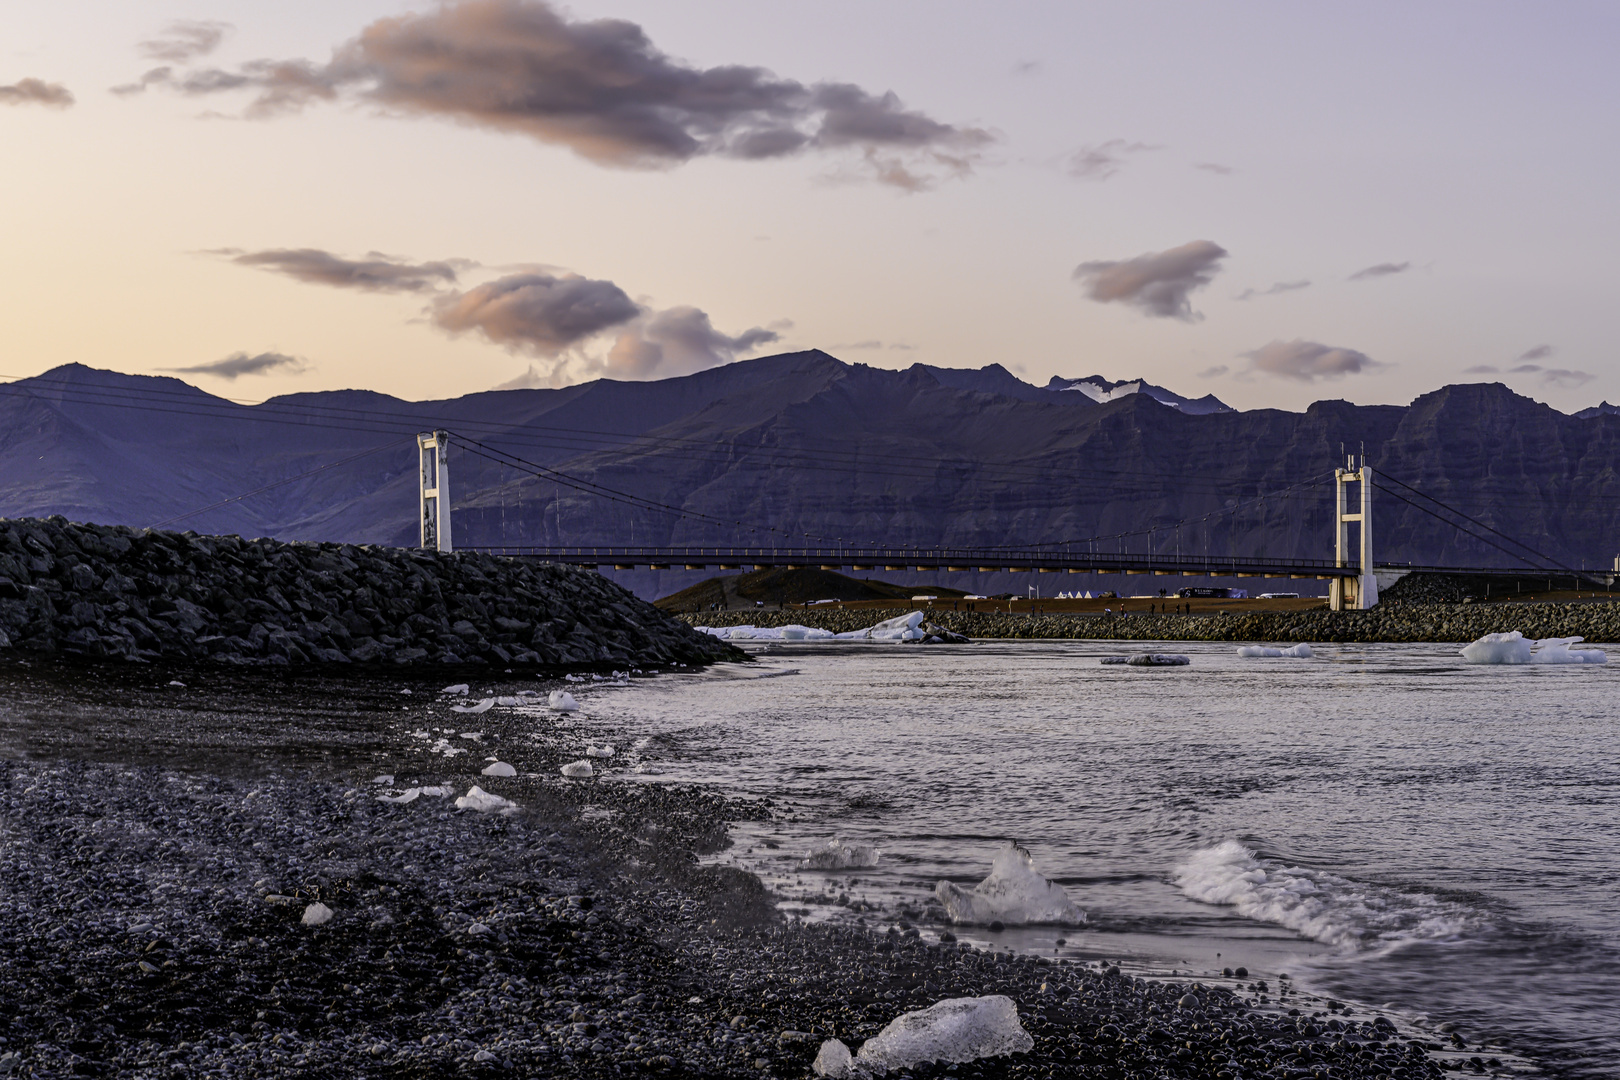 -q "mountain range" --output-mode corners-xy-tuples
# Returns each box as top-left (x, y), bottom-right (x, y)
(2, 353), (1616, 598)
